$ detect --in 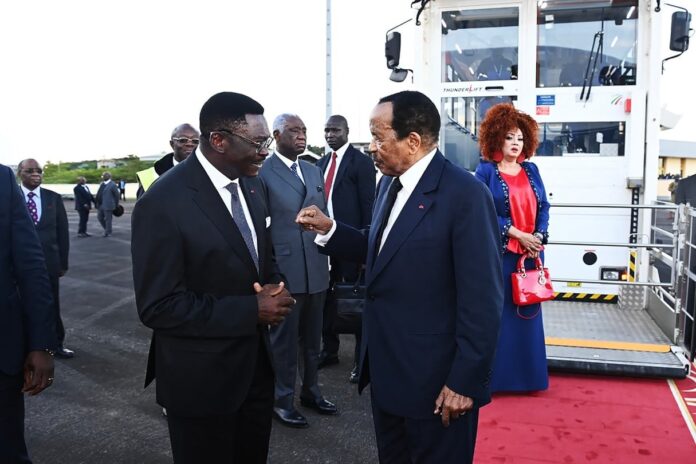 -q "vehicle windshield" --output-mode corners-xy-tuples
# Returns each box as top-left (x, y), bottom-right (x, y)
(537, 0), (638, 88)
